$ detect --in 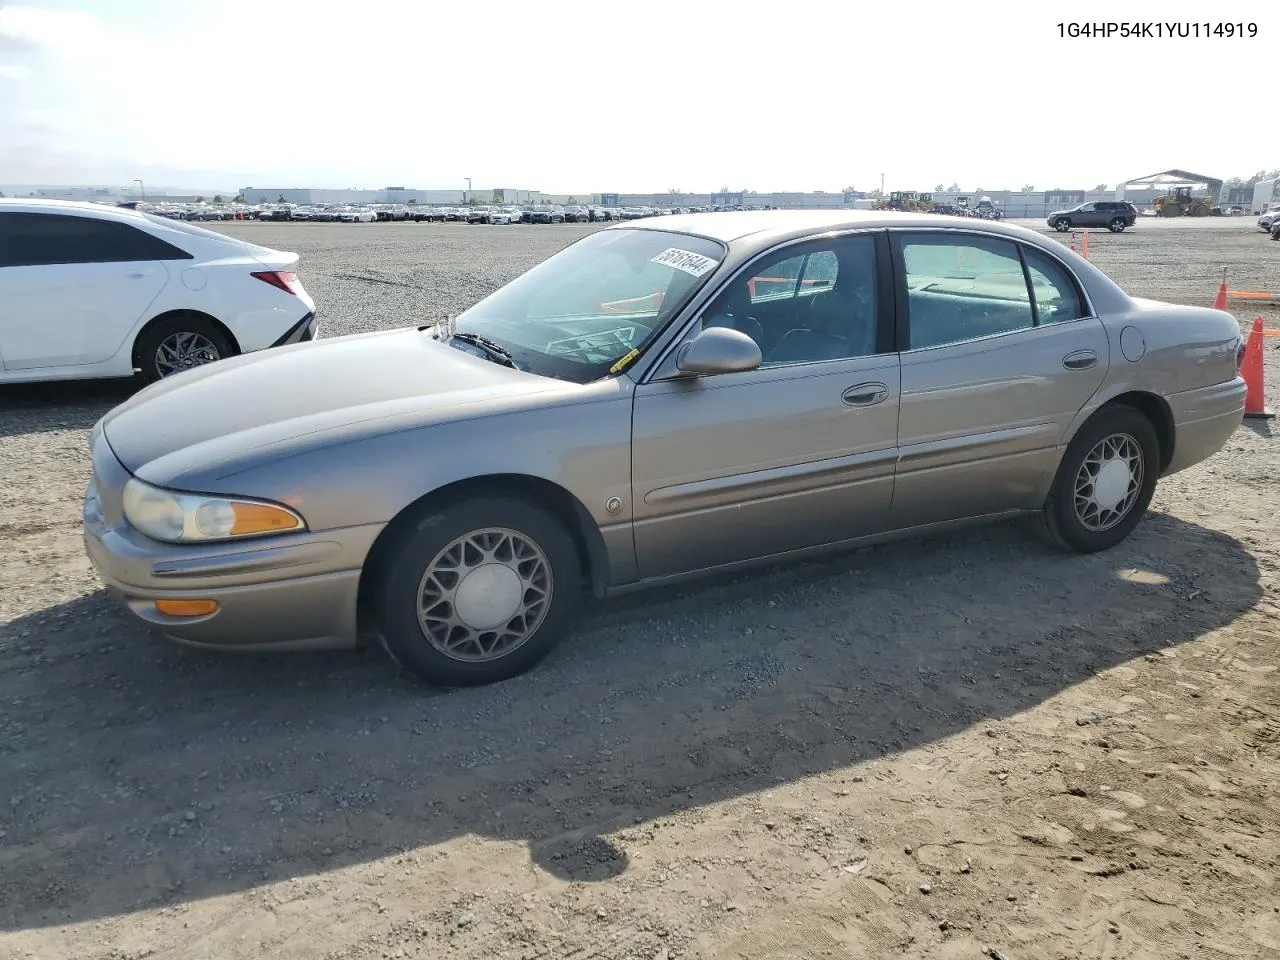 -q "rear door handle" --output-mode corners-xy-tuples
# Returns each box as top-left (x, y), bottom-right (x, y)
(1063, 350), (1098, 371)
(842, 382), (889, 407)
